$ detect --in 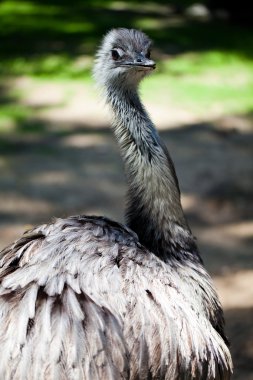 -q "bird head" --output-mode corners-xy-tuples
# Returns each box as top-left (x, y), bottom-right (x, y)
(93, 28), (155, 89)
